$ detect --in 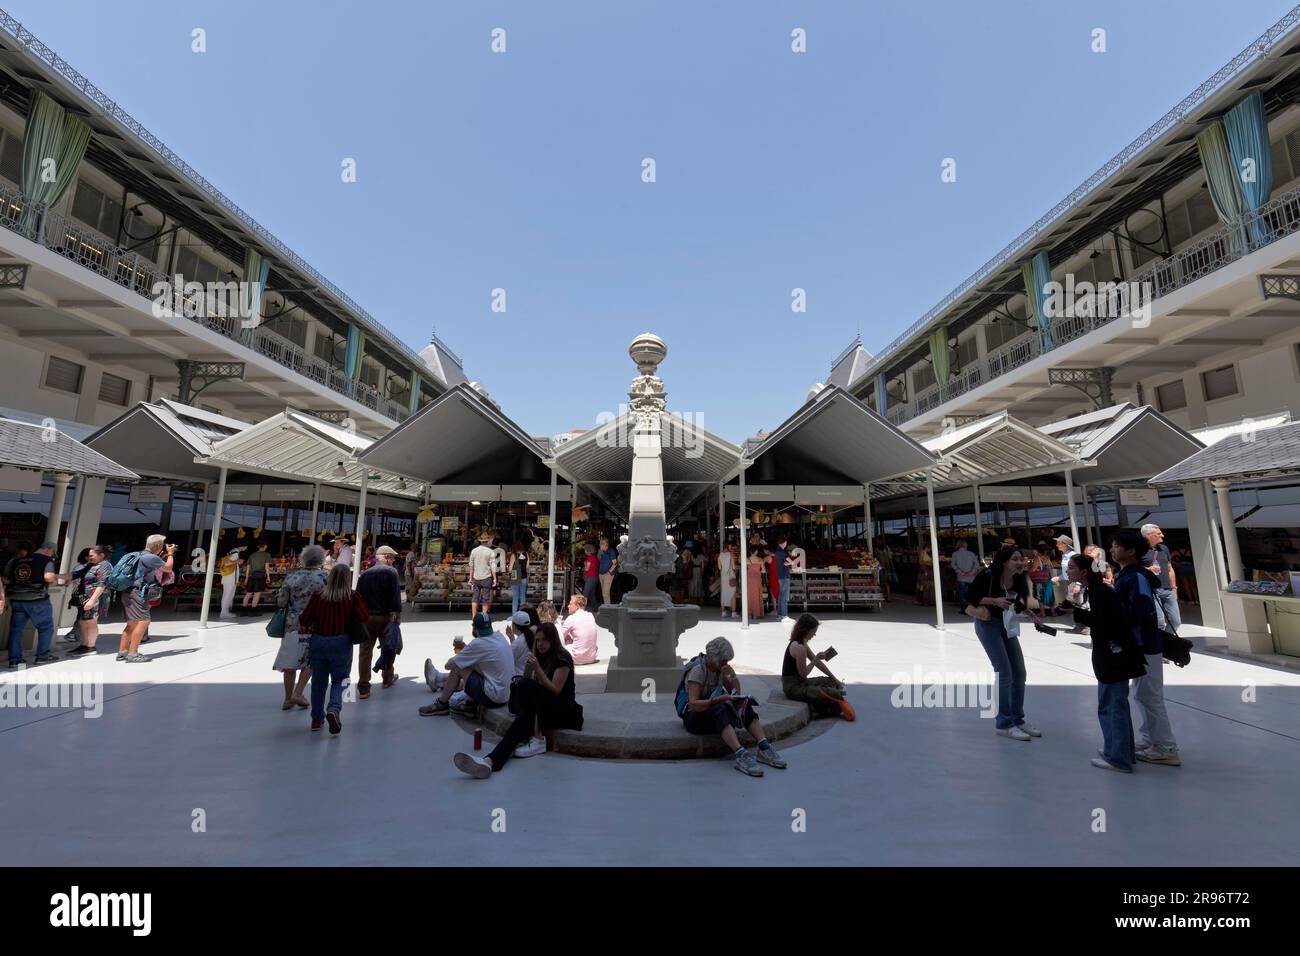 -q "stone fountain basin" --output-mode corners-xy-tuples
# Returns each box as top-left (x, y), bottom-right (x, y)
(480, 667), (811, 759)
